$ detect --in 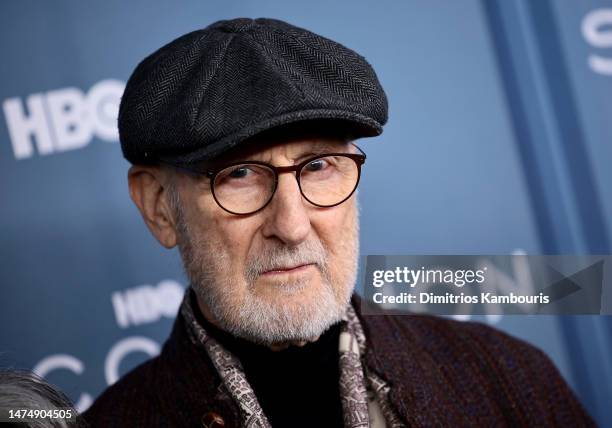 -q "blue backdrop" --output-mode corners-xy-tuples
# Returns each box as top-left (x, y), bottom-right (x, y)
(1, 1), (611, 425)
